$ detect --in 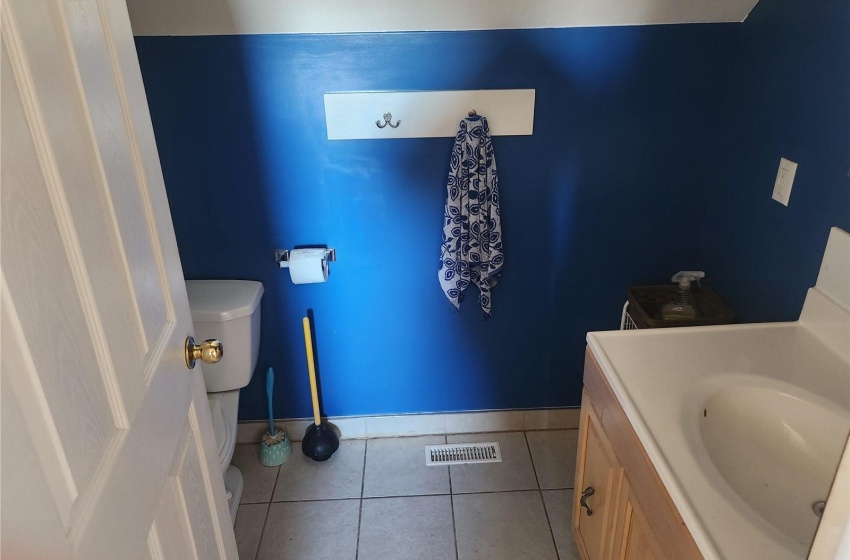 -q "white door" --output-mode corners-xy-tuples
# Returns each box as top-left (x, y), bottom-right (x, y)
(0, 0), (238, 558)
